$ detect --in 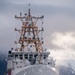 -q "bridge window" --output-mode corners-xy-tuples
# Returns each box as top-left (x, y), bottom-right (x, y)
(15, 54), (18, 58)
(24, 54), (28, 59)
(34, 54), (38, 58)
(19, 54), (23, 59)
(29, 54), (33, 59)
